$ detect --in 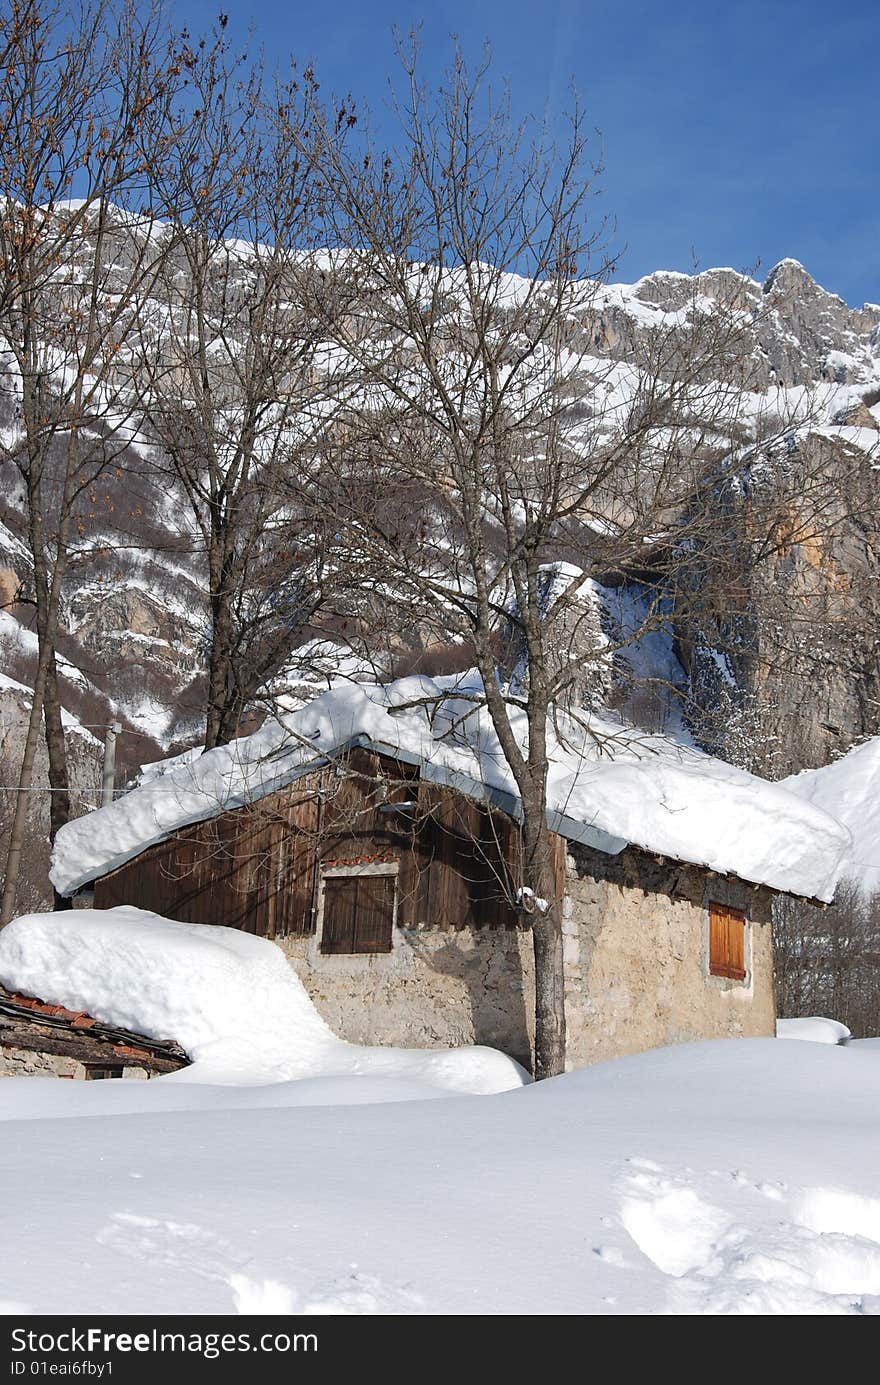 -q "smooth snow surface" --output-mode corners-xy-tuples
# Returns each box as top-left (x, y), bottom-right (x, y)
(0, 909), (527, 1094)
(783, 738), (880, 898)
(777, 1017), (852, 1045)
(1, 1039), (880, 1314)
(51, 674), (850, 901)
